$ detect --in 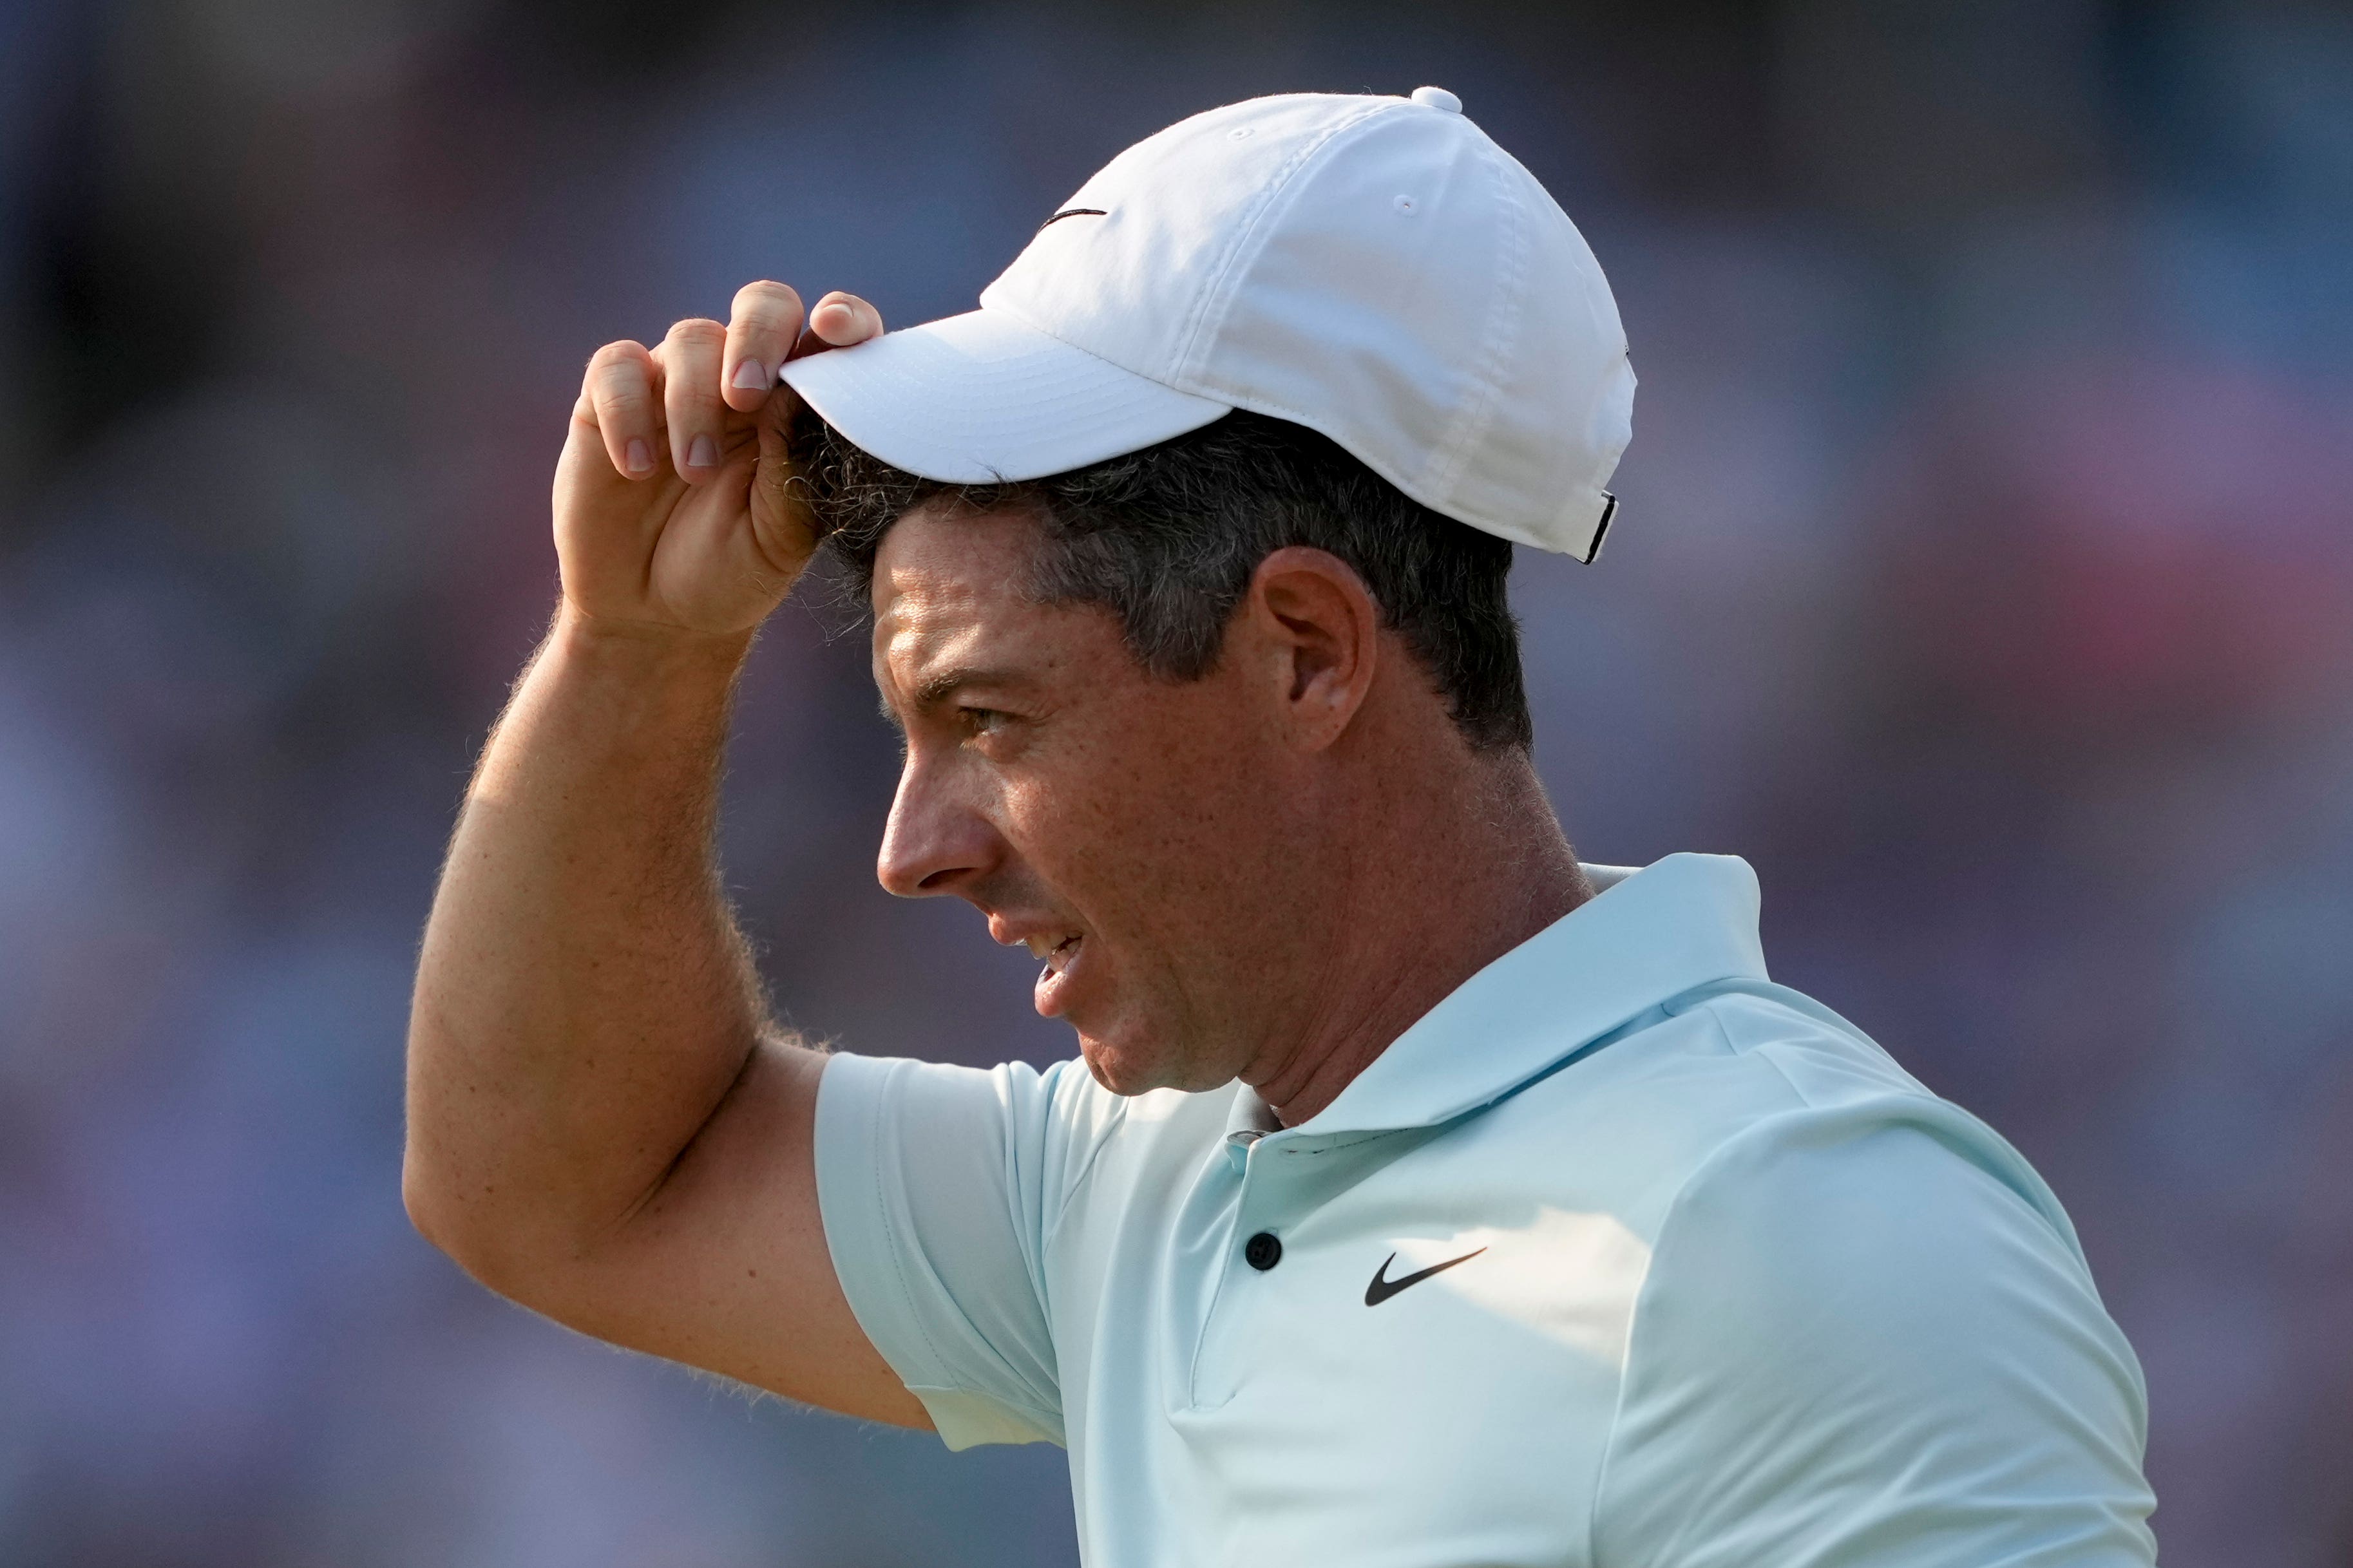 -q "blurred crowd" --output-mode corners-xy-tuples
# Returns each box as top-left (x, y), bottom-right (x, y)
(1, 2), (2348, 1563)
